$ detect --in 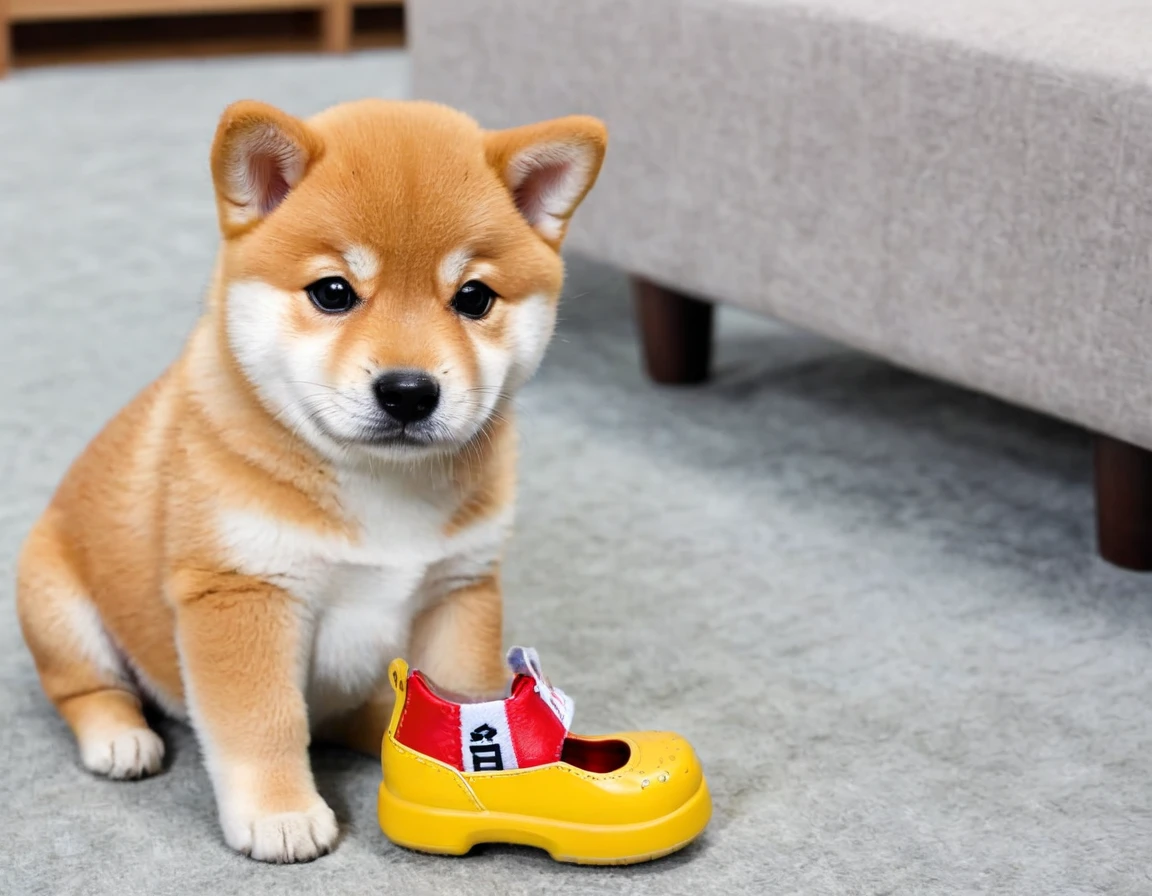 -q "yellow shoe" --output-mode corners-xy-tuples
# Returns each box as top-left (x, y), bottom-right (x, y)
(378, 647), (711, 865)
